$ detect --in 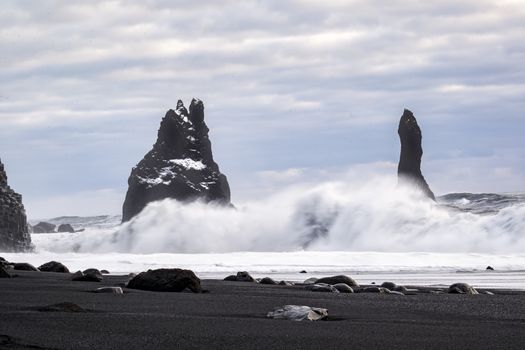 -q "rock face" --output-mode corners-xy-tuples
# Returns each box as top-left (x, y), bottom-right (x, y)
(397, 109), (435, 200)
(0, 159), (32, 252)
(122, 99), (231, 222)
